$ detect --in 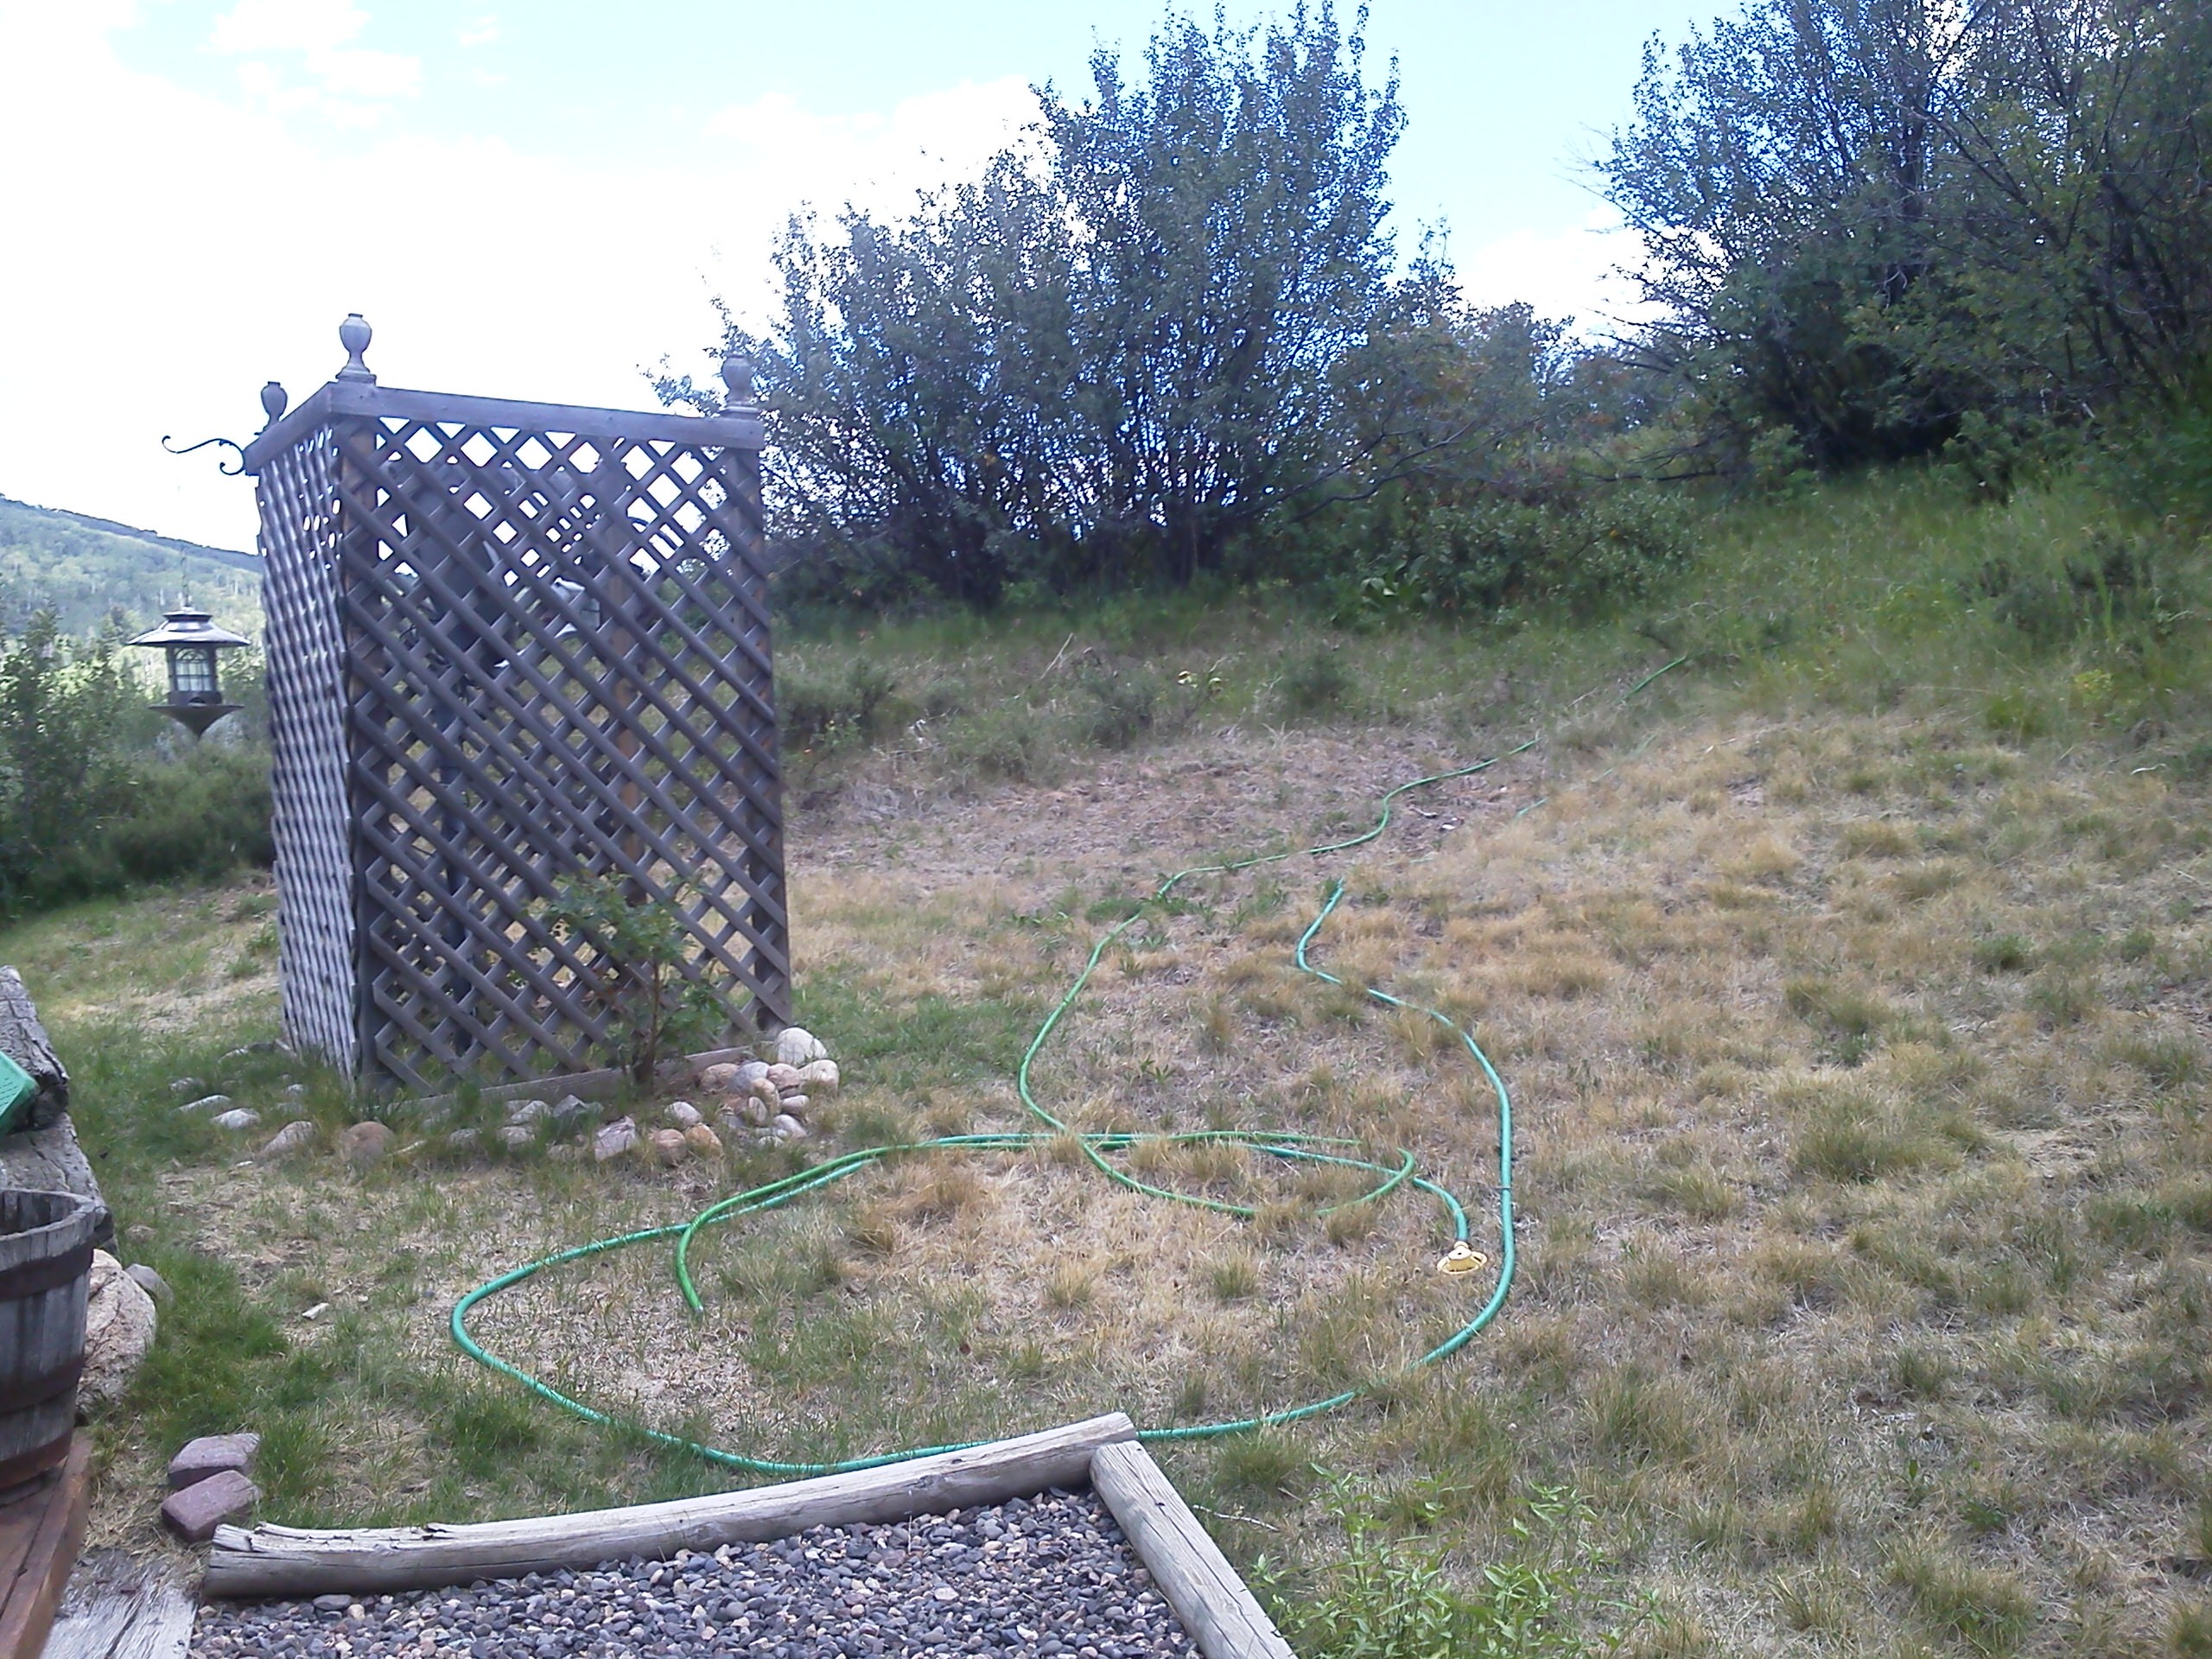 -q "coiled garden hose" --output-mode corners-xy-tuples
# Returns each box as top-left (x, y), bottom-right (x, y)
(450, 662), (1685, 1477)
